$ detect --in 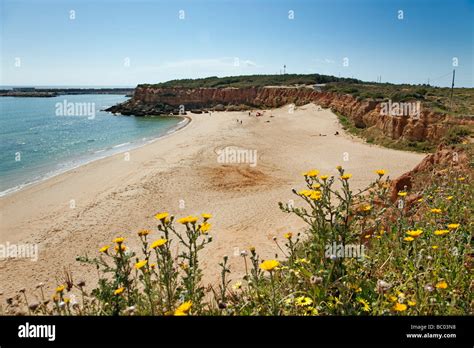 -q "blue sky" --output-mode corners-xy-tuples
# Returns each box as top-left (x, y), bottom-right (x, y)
(1, 0), (473, 87)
